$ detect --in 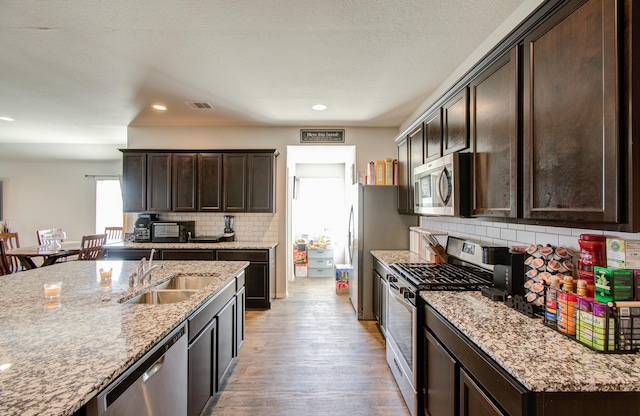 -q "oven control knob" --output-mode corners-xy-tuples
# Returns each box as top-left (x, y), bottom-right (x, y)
(403, 291), (414, 299)
(387, 274), (398, 283)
